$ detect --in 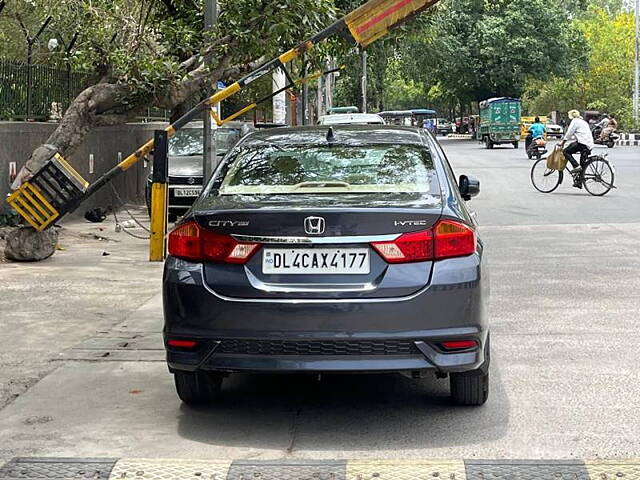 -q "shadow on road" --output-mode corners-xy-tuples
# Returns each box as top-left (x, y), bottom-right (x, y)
(176, 362), (509, 452)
